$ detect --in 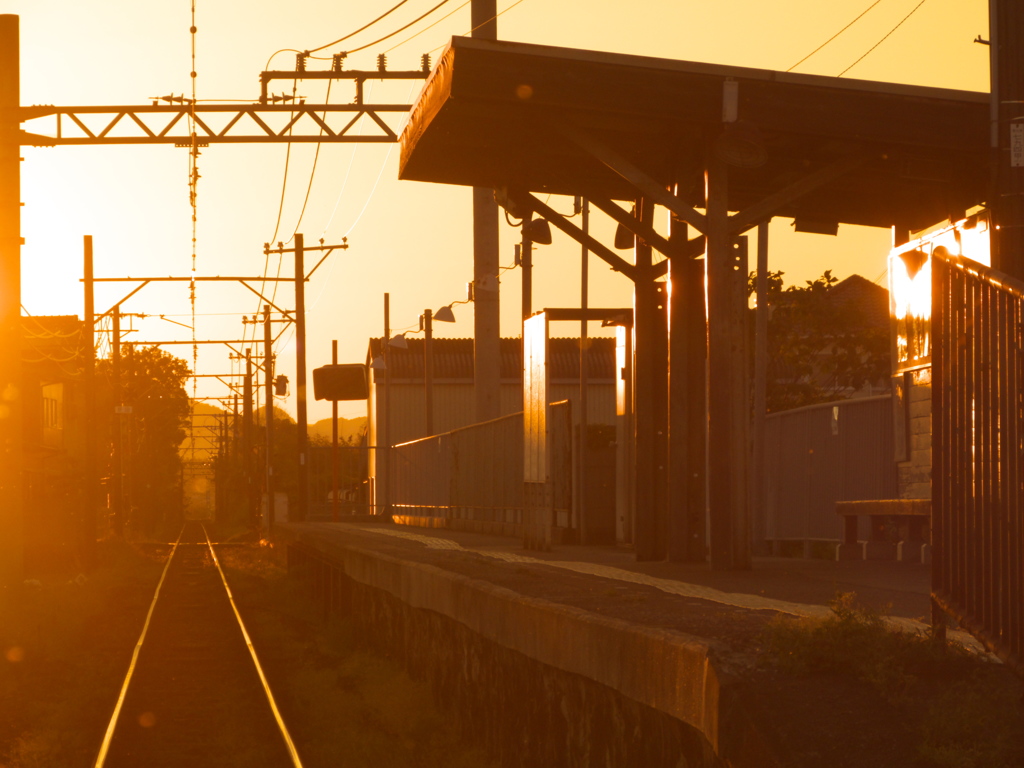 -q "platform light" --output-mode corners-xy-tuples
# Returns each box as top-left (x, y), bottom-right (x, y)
(433, 304), (456, 323)
(524, 218), (552, 245)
